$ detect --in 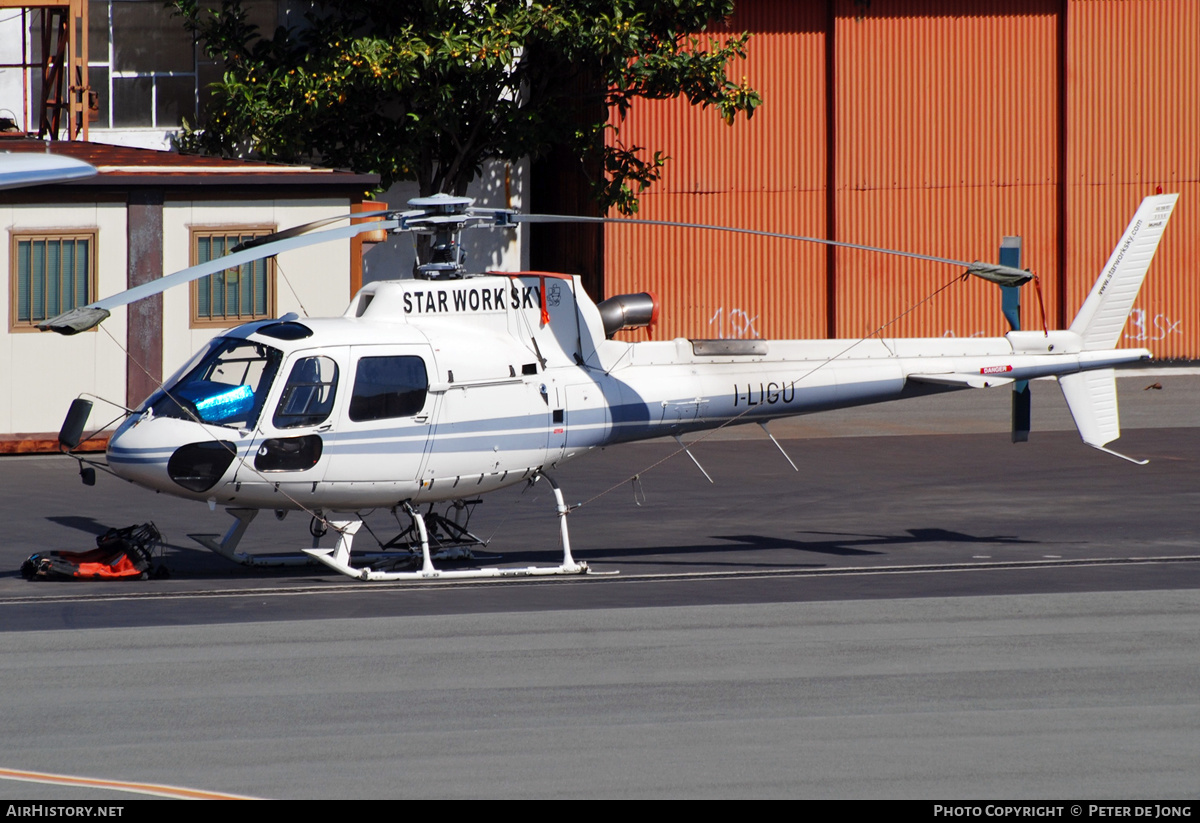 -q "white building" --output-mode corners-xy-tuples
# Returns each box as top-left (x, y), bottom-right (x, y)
(0, 1), (532, 451)
(0, 138), (377, 450)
